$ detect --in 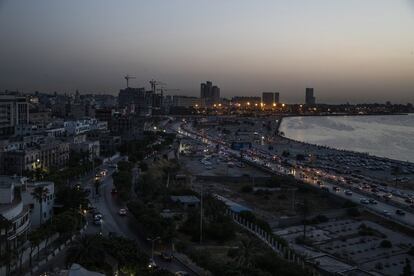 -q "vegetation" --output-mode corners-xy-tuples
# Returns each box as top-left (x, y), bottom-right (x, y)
(127, 200), (175, 240)
(238, 211), (287, 246)
(67, 235), (171, 275)
(112, 161), (134, 201)
(30, 186), (49, 225)
(180, 195), (236, 243)
(380, 240), (392, 248)
(119, 133), (176, 163)
(181, 236), (308, 276)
